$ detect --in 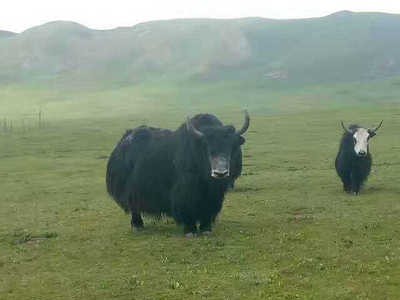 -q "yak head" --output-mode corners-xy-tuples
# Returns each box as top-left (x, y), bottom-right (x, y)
(341, 121), (383, 157)
(186, 111), (249, 179)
